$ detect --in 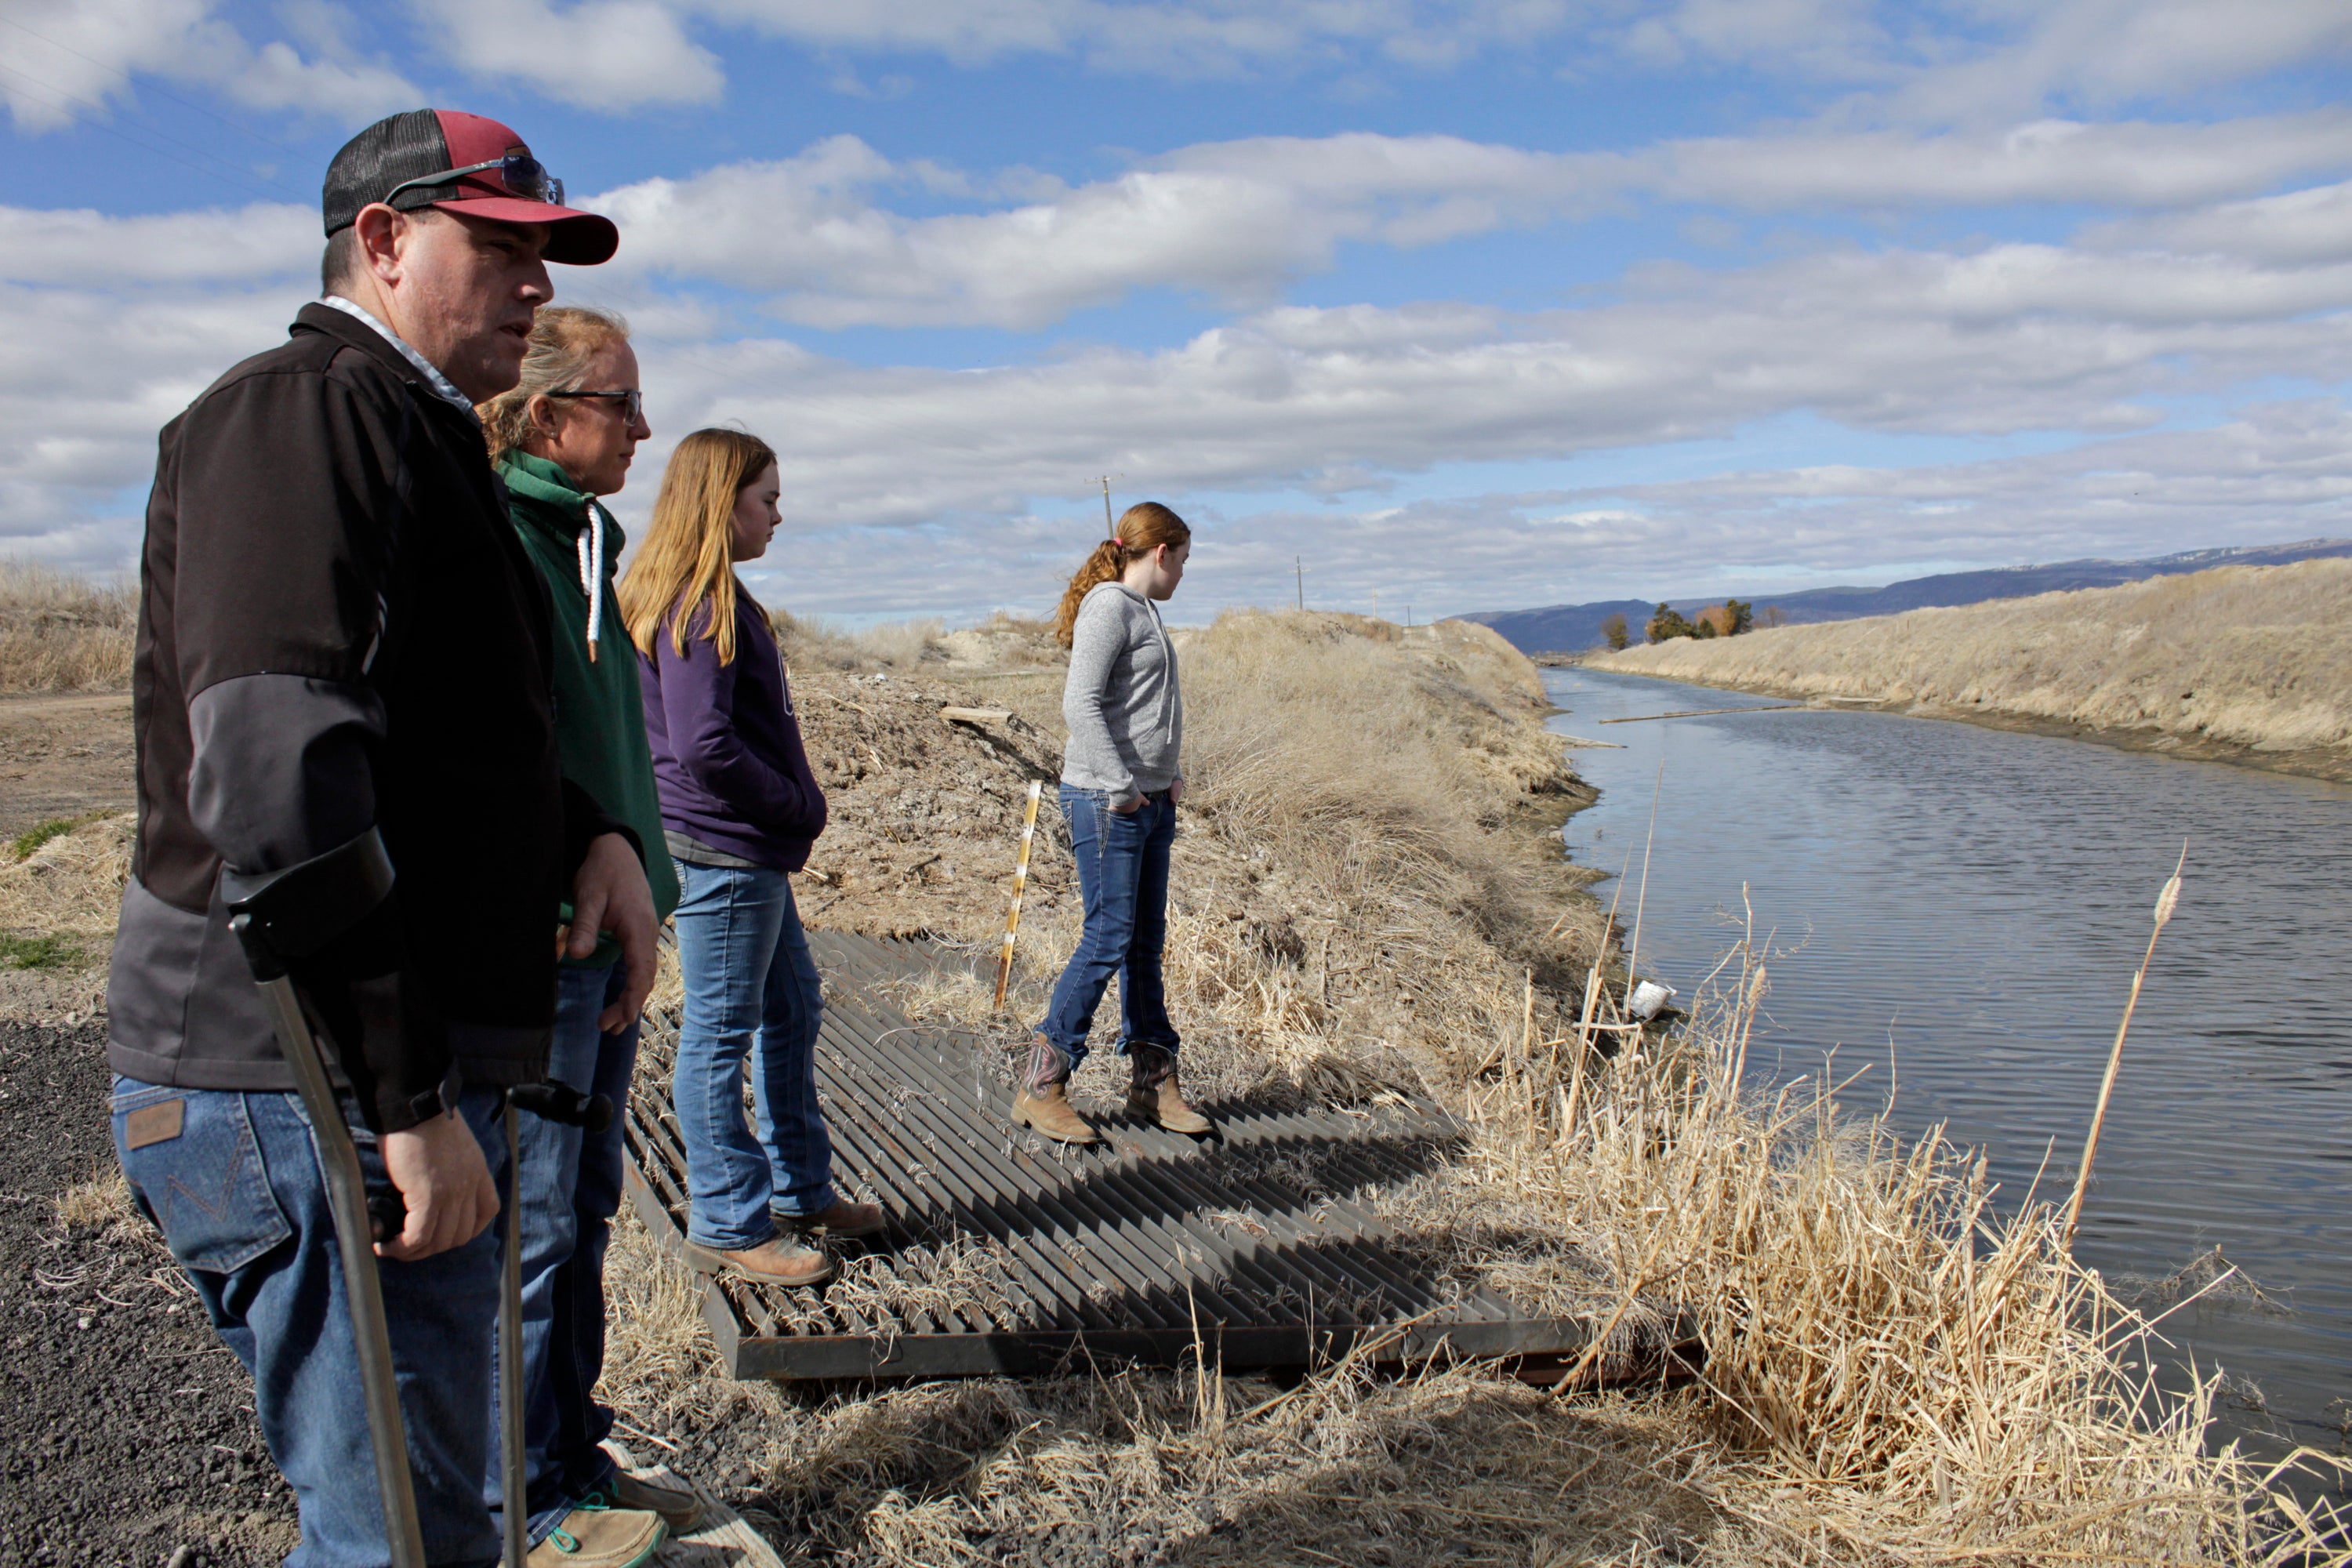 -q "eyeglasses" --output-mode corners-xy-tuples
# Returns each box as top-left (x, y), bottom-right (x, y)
(547, 388), (644, 424)
(382, 151), (565, 209)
